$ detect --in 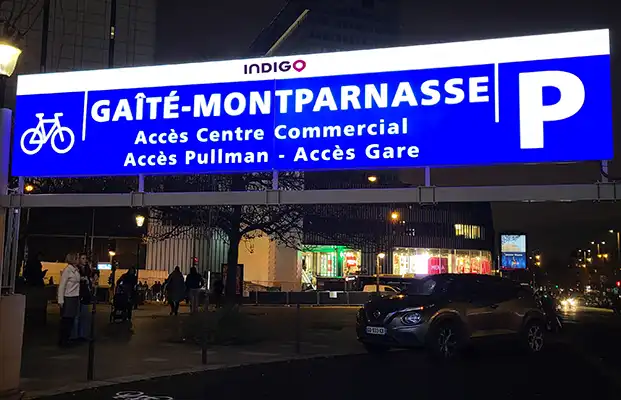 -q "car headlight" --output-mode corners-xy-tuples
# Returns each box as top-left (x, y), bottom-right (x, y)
(401, 312), (423, 325)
